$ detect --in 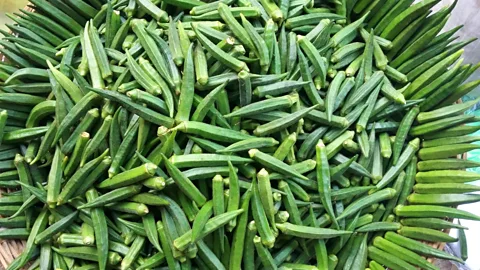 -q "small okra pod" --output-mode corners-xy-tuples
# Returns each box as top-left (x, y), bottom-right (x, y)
(212, 174), (225, 253)
(240, 14), (270, 73)
(217, 3), (255, 51)
(249, 149), (308, 181)
(193, 24), (248, 73)
(337, 188), (396, 220)
(163, 153), (207, 207)
(64, 132), (90, 177)
(316, 140), (338, 228)
(392, 107), (419, 165)
(81, 223), (95, 245)
(224, 162), (241, 230)
(251, 178), (276, 248)
(174, 209), (244, 251)
(238, 70), (253, 107)
(35, 211), (78, 244)
(376, 138), (420, 189)
(81, 115), (113, 166)
(192, 82), (227, 123)
(297, 35), (328, 88)
(98, 163), (157, 189)
(57, 149), (109, 204)
(254, 235), (278, 269)
(79, 185), (143, 208)
(273, 132), (296, 161)
(175, 44), (195, 123)
(136, 0), (168, 22)
(276, 222), (352, 239)
(257, 169), (276, 228)
(253, 105), (318, 136)
(46, 146), (63, 208)
(194, 41), (209, 85)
